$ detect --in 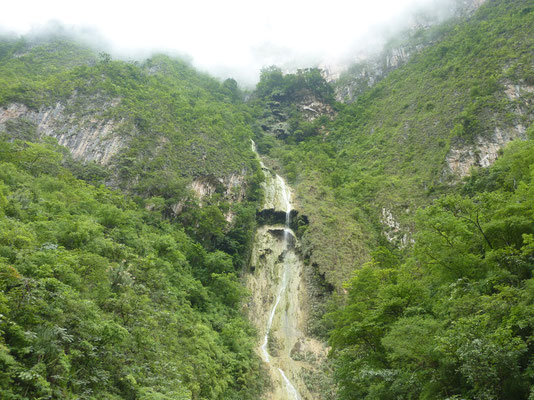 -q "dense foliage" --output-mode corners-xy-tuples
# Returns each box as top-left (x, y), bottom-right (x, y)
(0, 35), (259, 209)
(255, 66), (334, 104)
(254, 0), (534, 288)
(0, 139), (265, 399)
(0, 32), (270, 400)
(328, 128), (534, 399)
(249, 1), (534, 398)
(1, 1), (533, 399)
